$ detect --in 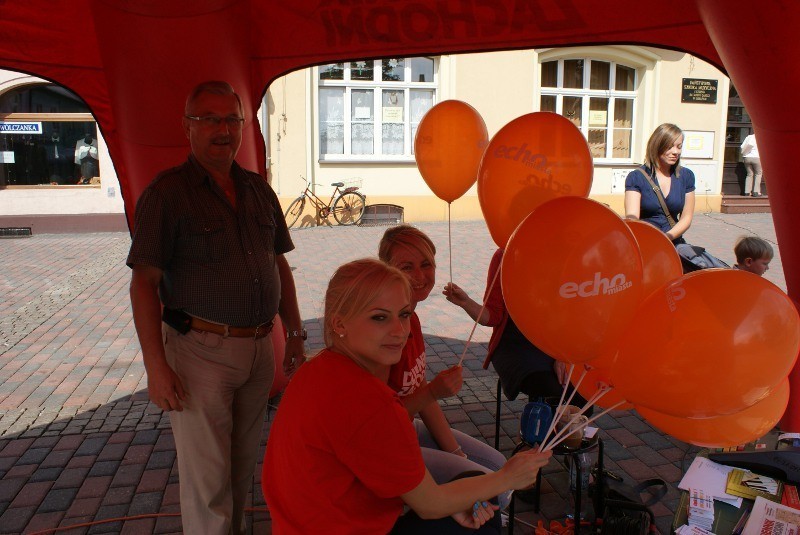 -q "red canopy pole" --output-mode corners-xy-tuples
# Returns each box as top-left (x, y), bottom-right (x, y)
(698, 0), (800, 430)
